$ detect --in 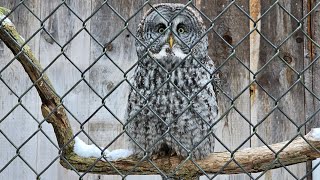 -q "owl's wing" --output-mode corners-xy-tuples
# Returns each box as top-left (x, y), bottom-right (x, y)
(205, 56), (220, 96)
